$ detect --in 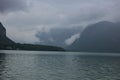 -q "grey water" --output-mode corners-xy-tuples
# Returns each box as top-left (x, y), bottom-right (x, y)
(0, 50), (120, 80)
